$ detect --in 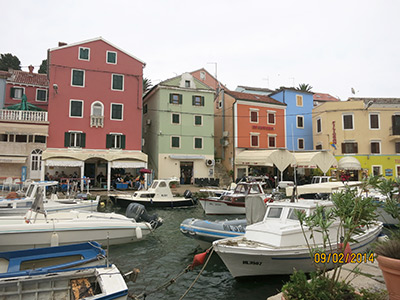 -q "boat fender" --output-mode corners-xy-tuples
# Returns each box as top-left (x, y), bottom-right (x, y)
(51, 232), (59, 247)
(264, 197), (273, 204)
(24, 210), (32, 223)
(136, 227), (143, 239)
(183, 190), (192, 199)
